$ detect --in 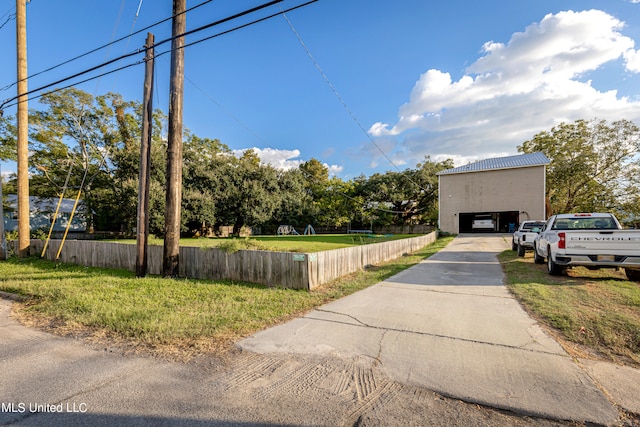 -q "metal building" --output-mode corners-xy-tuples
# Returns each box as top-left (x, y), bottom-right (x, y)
(437, 152), (550, 234)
